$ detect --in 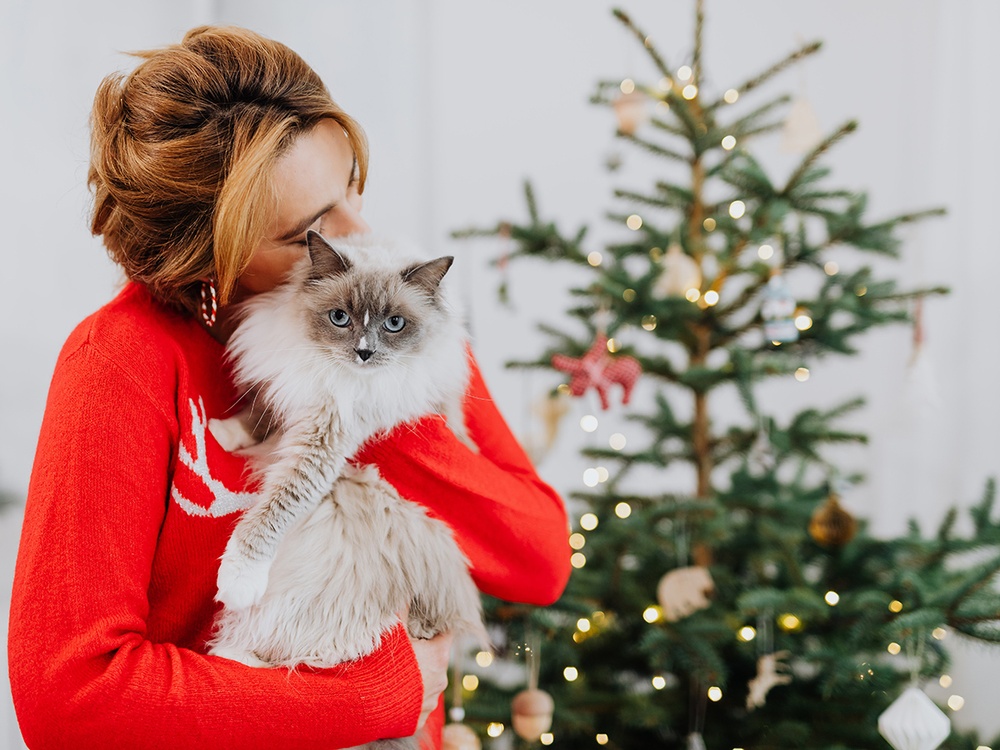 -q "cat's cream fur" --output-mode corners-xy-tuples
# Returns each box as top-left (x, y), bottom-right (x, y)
(207, 233), (486, 749)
